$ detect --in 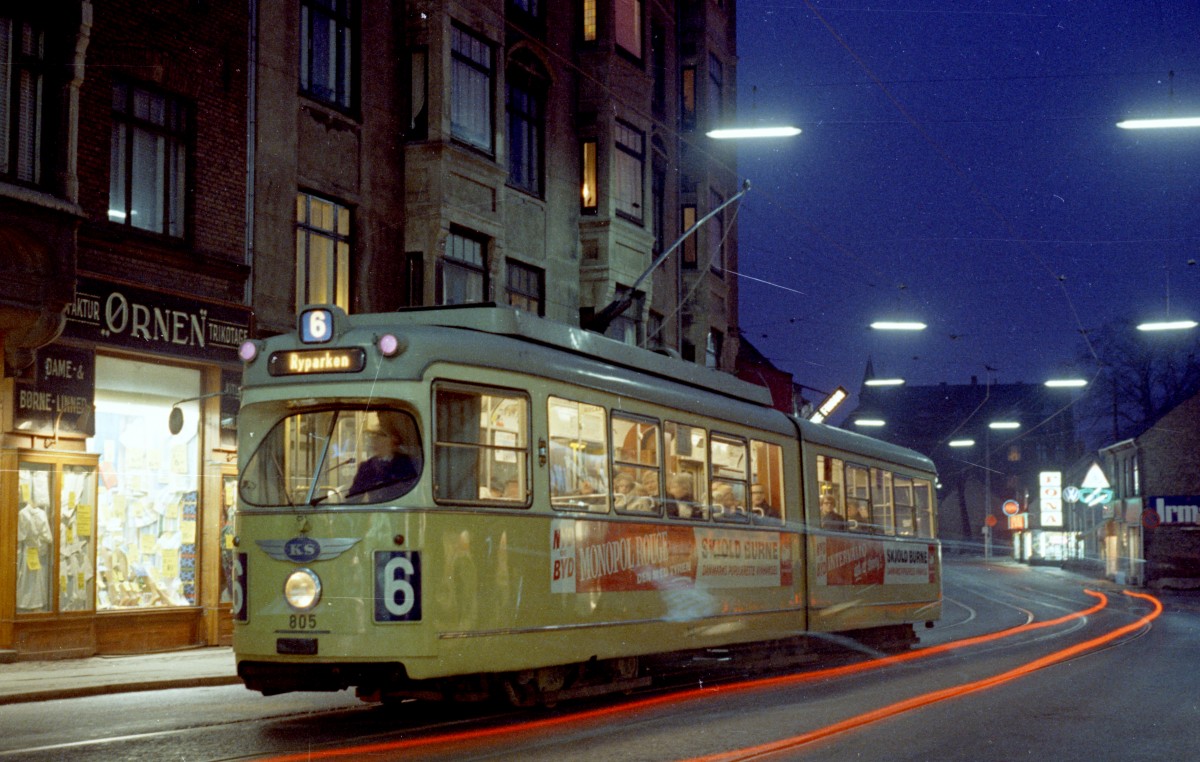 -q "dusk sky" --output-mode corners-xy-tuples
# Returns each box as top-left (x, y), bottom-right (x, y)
(732, 1), (1200, 410)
